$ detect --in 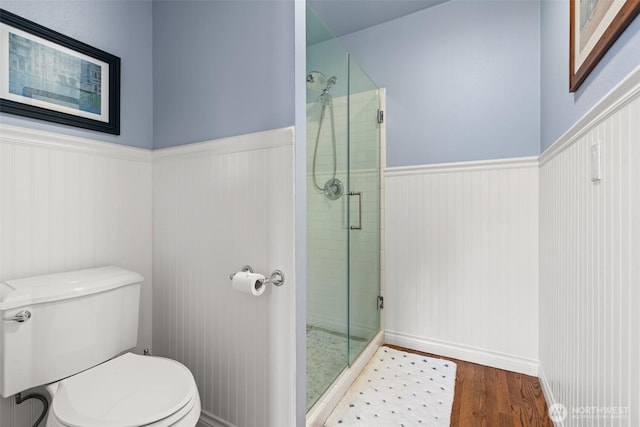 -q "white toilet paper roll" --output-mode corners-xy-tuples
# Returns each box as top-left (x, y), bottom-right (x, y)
(231, 272), (266, 296)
